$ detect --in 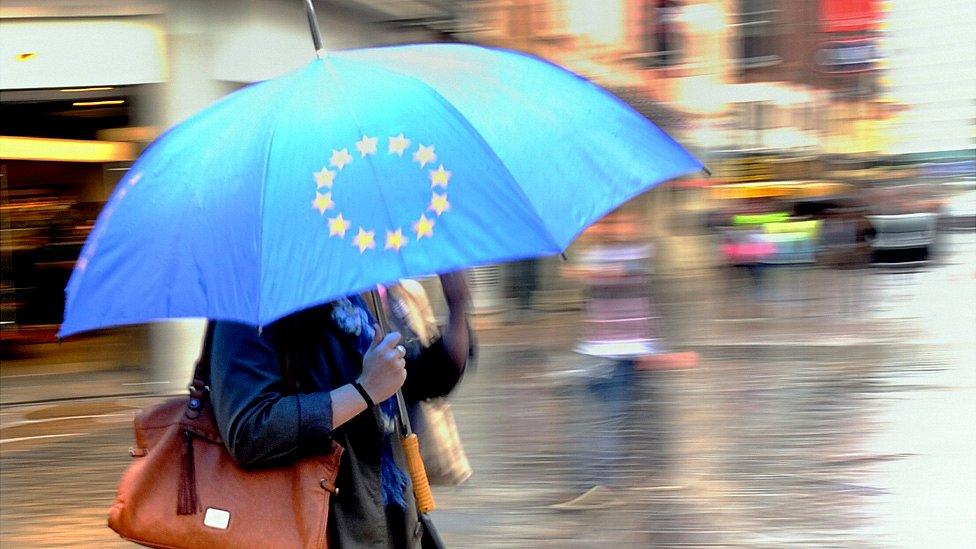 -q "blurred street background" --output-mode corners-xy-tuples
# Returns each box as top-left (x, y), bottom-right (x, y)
(2, 0), (975, 547)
